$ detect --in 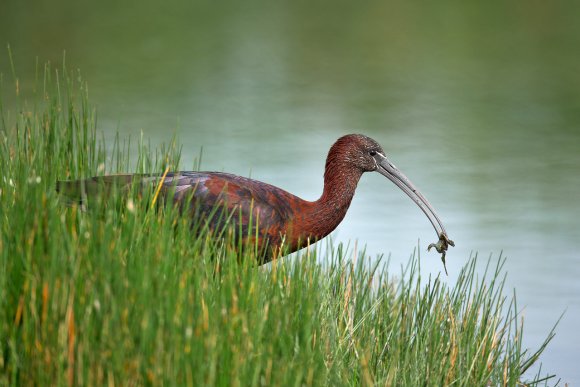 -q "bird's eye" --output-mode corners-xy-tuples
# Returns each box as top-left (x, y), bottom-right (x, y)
(369, 150), (377, 156)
